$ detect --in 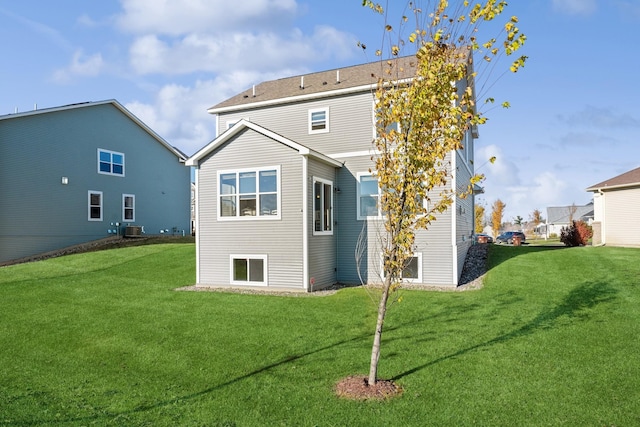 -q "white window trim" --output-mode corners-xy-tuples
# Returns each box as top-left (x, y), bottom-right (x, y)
(122, 194), (135, 222)
(381, 252), (423, 284)
(356, 172), (430, 221)
(88, 190), (103, 222)
(312, 176), (333, 236)
(357, 172), (382, 220)
(308, 107), (329, 134)
(229, 254), (268, 286)
(97, 148), (125, 177)
(217, 166), (281, 221)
